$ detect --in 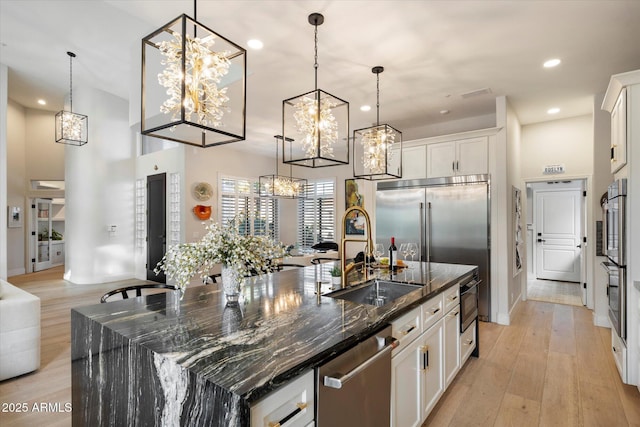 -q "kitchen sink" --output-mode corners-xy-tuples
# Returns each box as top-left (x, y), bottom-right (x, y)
(325, 280), (423, 307)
